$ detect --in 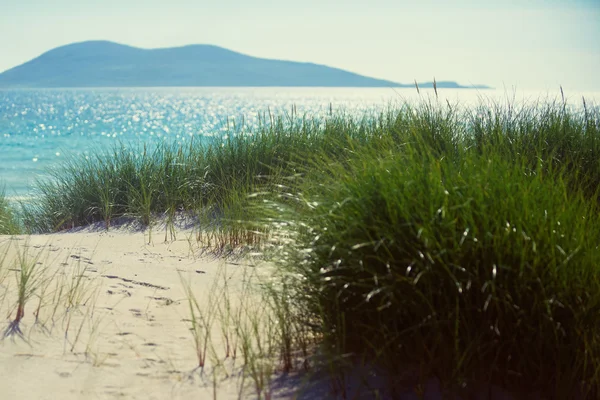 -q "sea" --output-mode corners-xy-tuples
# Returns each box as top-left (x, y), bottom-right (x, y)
(1, 87), (598, 200)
